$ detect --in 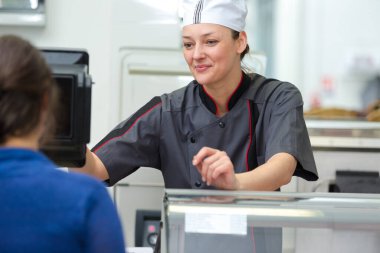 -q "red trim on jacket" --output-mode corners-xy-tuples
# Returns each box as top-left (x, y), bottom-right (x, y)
(93, 102), (162, 153)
